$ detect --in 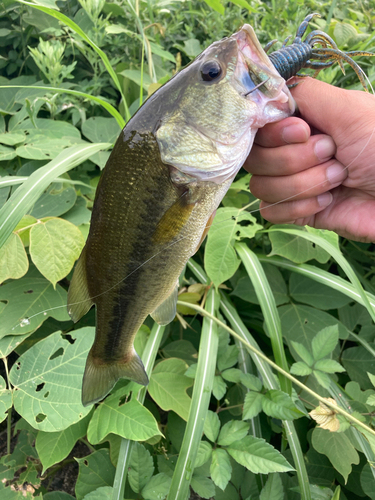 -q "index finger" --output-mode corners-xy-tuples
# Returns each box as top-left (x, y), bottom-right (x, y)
(255, 116), (310, 147)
